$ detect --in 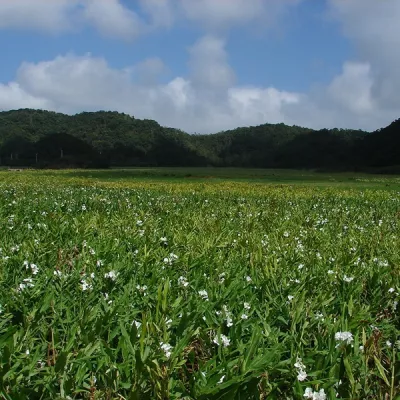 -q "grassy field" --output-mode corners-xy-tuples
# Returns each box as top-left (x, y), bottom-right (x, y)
(0, 168), (399, 399)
